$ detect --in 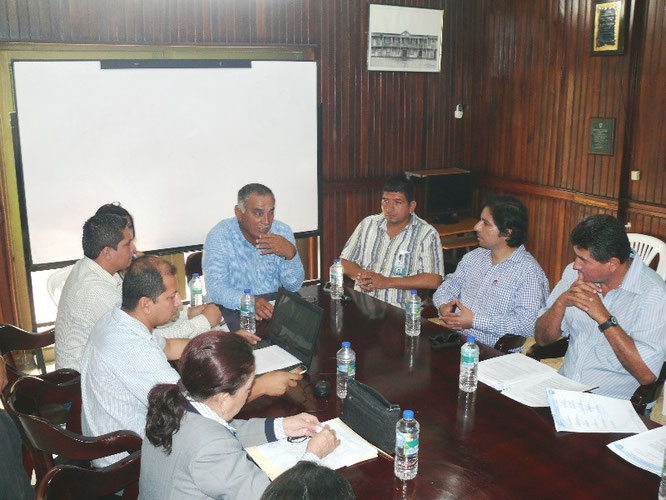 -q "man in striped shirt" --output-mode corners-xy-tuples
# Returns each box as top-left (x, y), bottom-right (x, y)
(340, 175), (444, 308)
(535, 215), (666, 400)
